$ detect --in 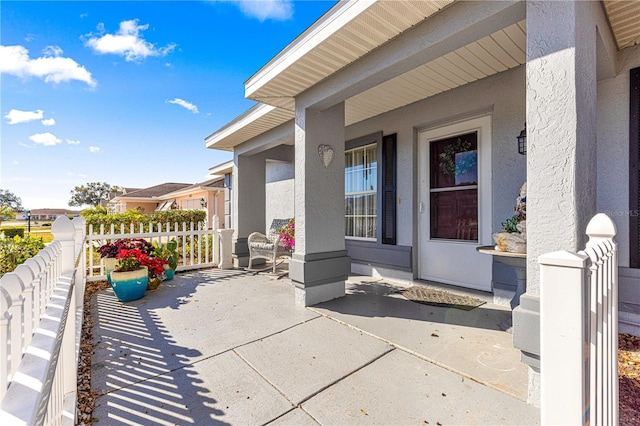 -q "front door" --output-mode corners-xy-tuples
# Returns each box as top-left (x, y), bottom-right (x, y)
(418, 116), (492, 292)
